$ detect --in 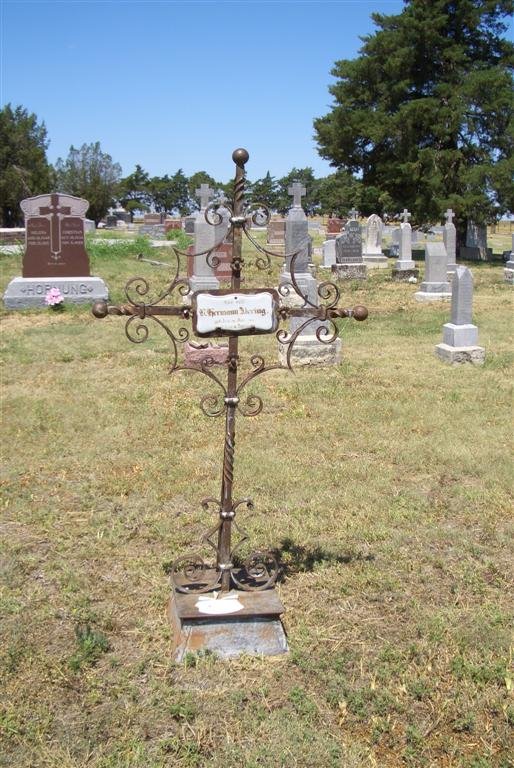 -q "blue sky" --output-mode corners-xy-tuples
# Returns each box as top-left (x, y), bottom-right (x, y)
(0, 0), (437, 182)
